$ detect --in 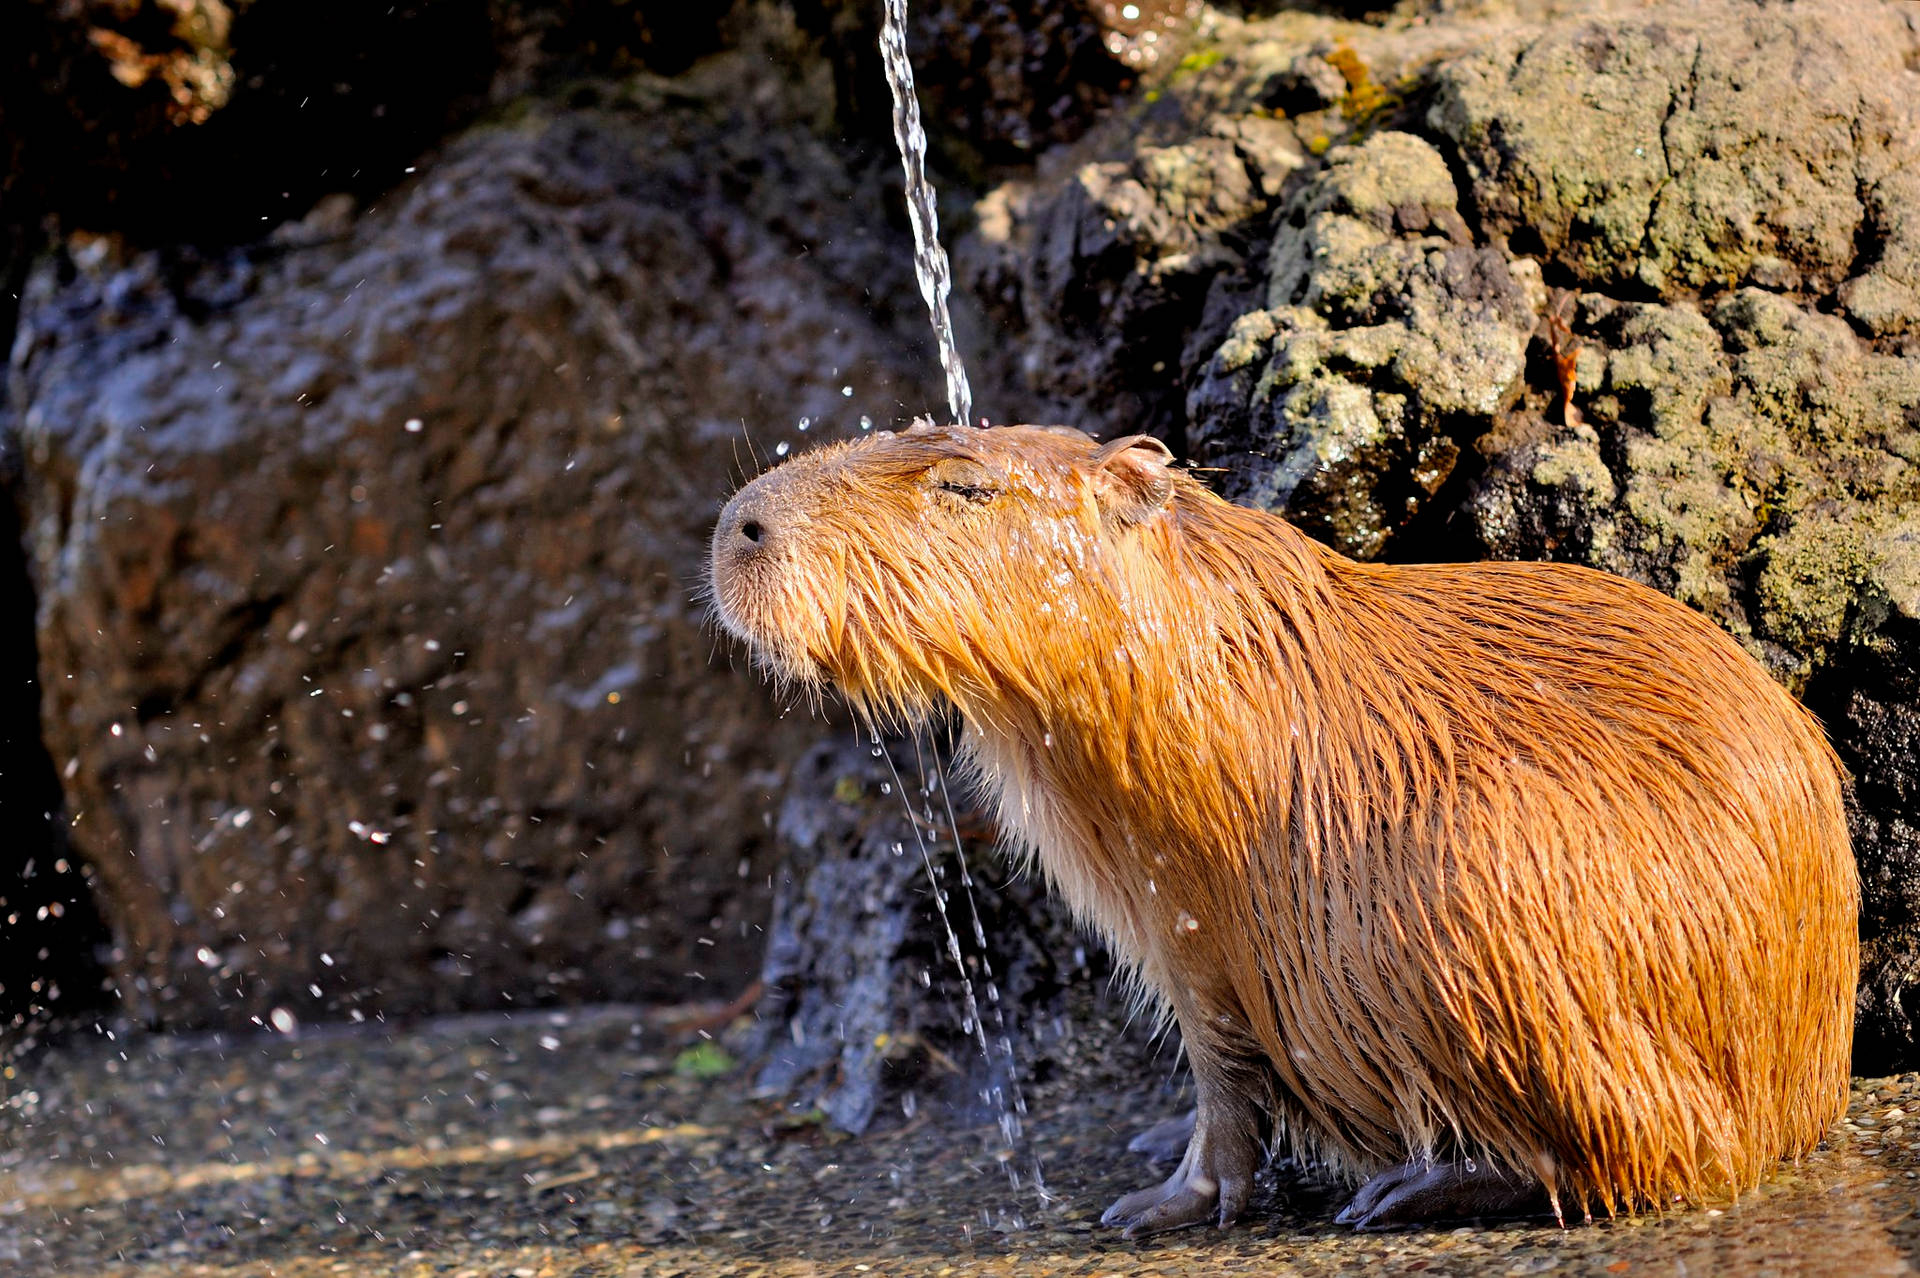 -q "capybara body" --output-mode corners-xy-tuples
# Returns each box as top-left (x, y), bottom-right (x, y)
(709, 421), (1858, 1232)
